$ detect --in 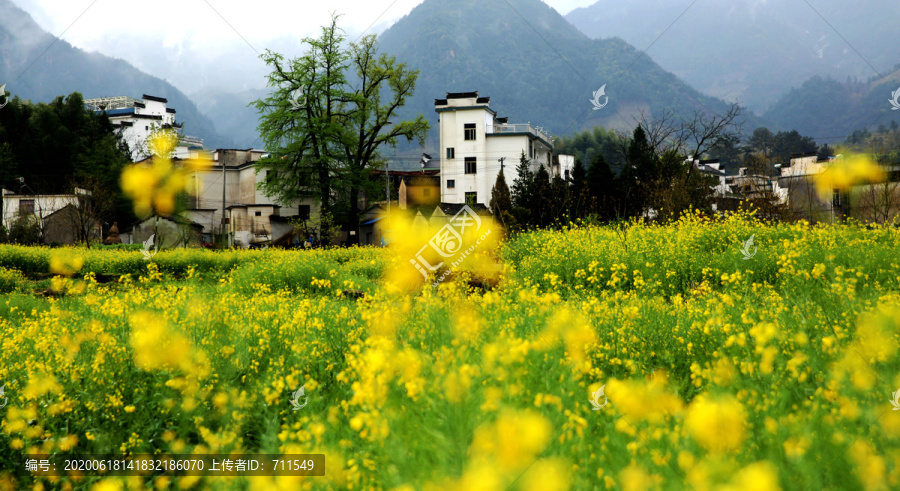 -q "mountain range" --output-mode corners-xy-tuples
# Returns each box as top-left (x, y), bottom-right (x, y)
(2, 0), (899, 156)
(566, 0), (900, 113)
(0, 0), (232, 149)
